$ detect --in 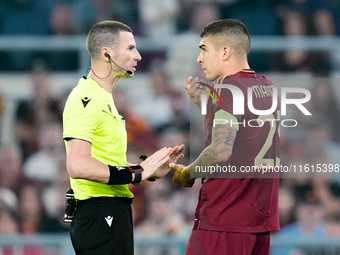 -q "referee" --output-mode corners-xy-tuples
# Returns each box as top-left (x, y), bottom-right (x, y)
(63, 20), (184, 255)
